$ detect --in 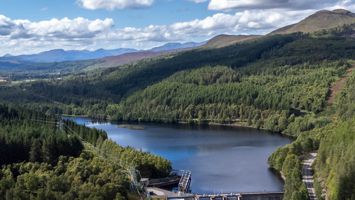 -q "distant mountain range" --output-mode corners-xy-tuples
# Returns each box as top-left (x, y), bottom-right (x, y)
(85, 42), (206, 71)
(72, 9), (355, 72)
(0, 48), (136, 63)
(2, 9), (354, 65)
(0, 9), (354, 77)
(150, 42), (205, 52)
(0, 42), (204, 63)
